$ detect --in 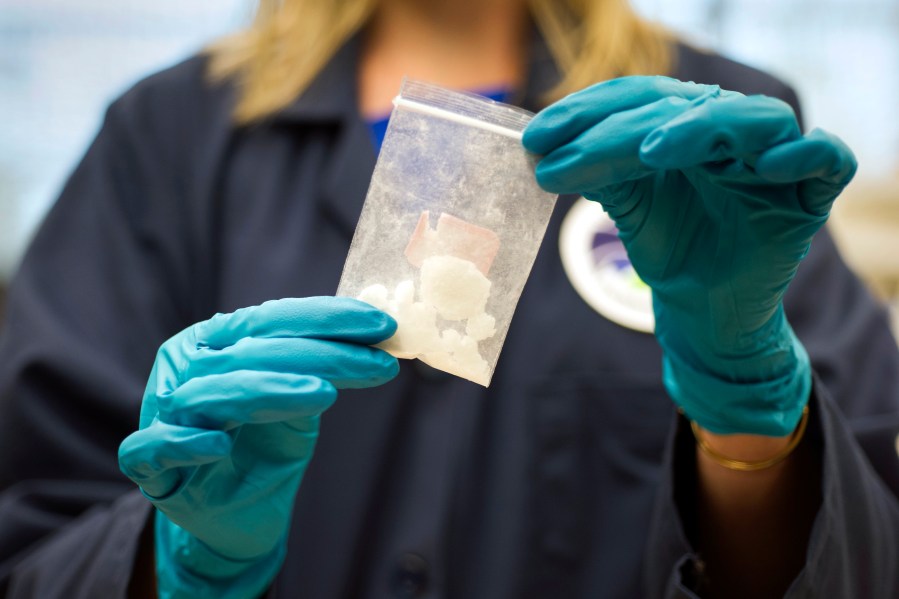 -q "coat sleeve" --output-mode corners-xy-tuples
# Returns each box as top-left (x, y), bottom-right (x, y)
(643, 226), (899, 596)
(0, 70), (203, 596)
